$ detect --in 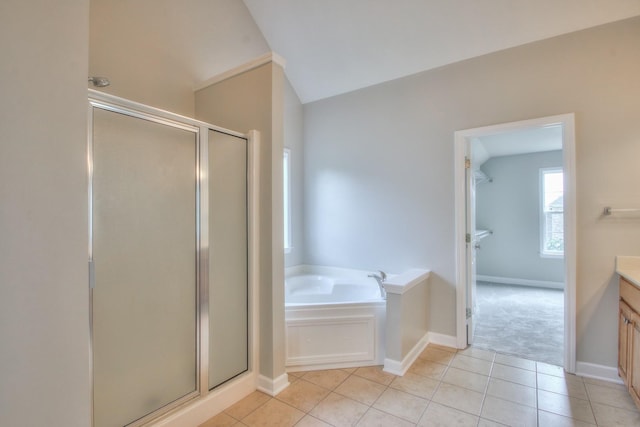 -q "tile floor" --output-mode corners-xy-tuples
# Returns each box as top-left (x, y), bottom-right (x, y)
(199, 344), (640, 427)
